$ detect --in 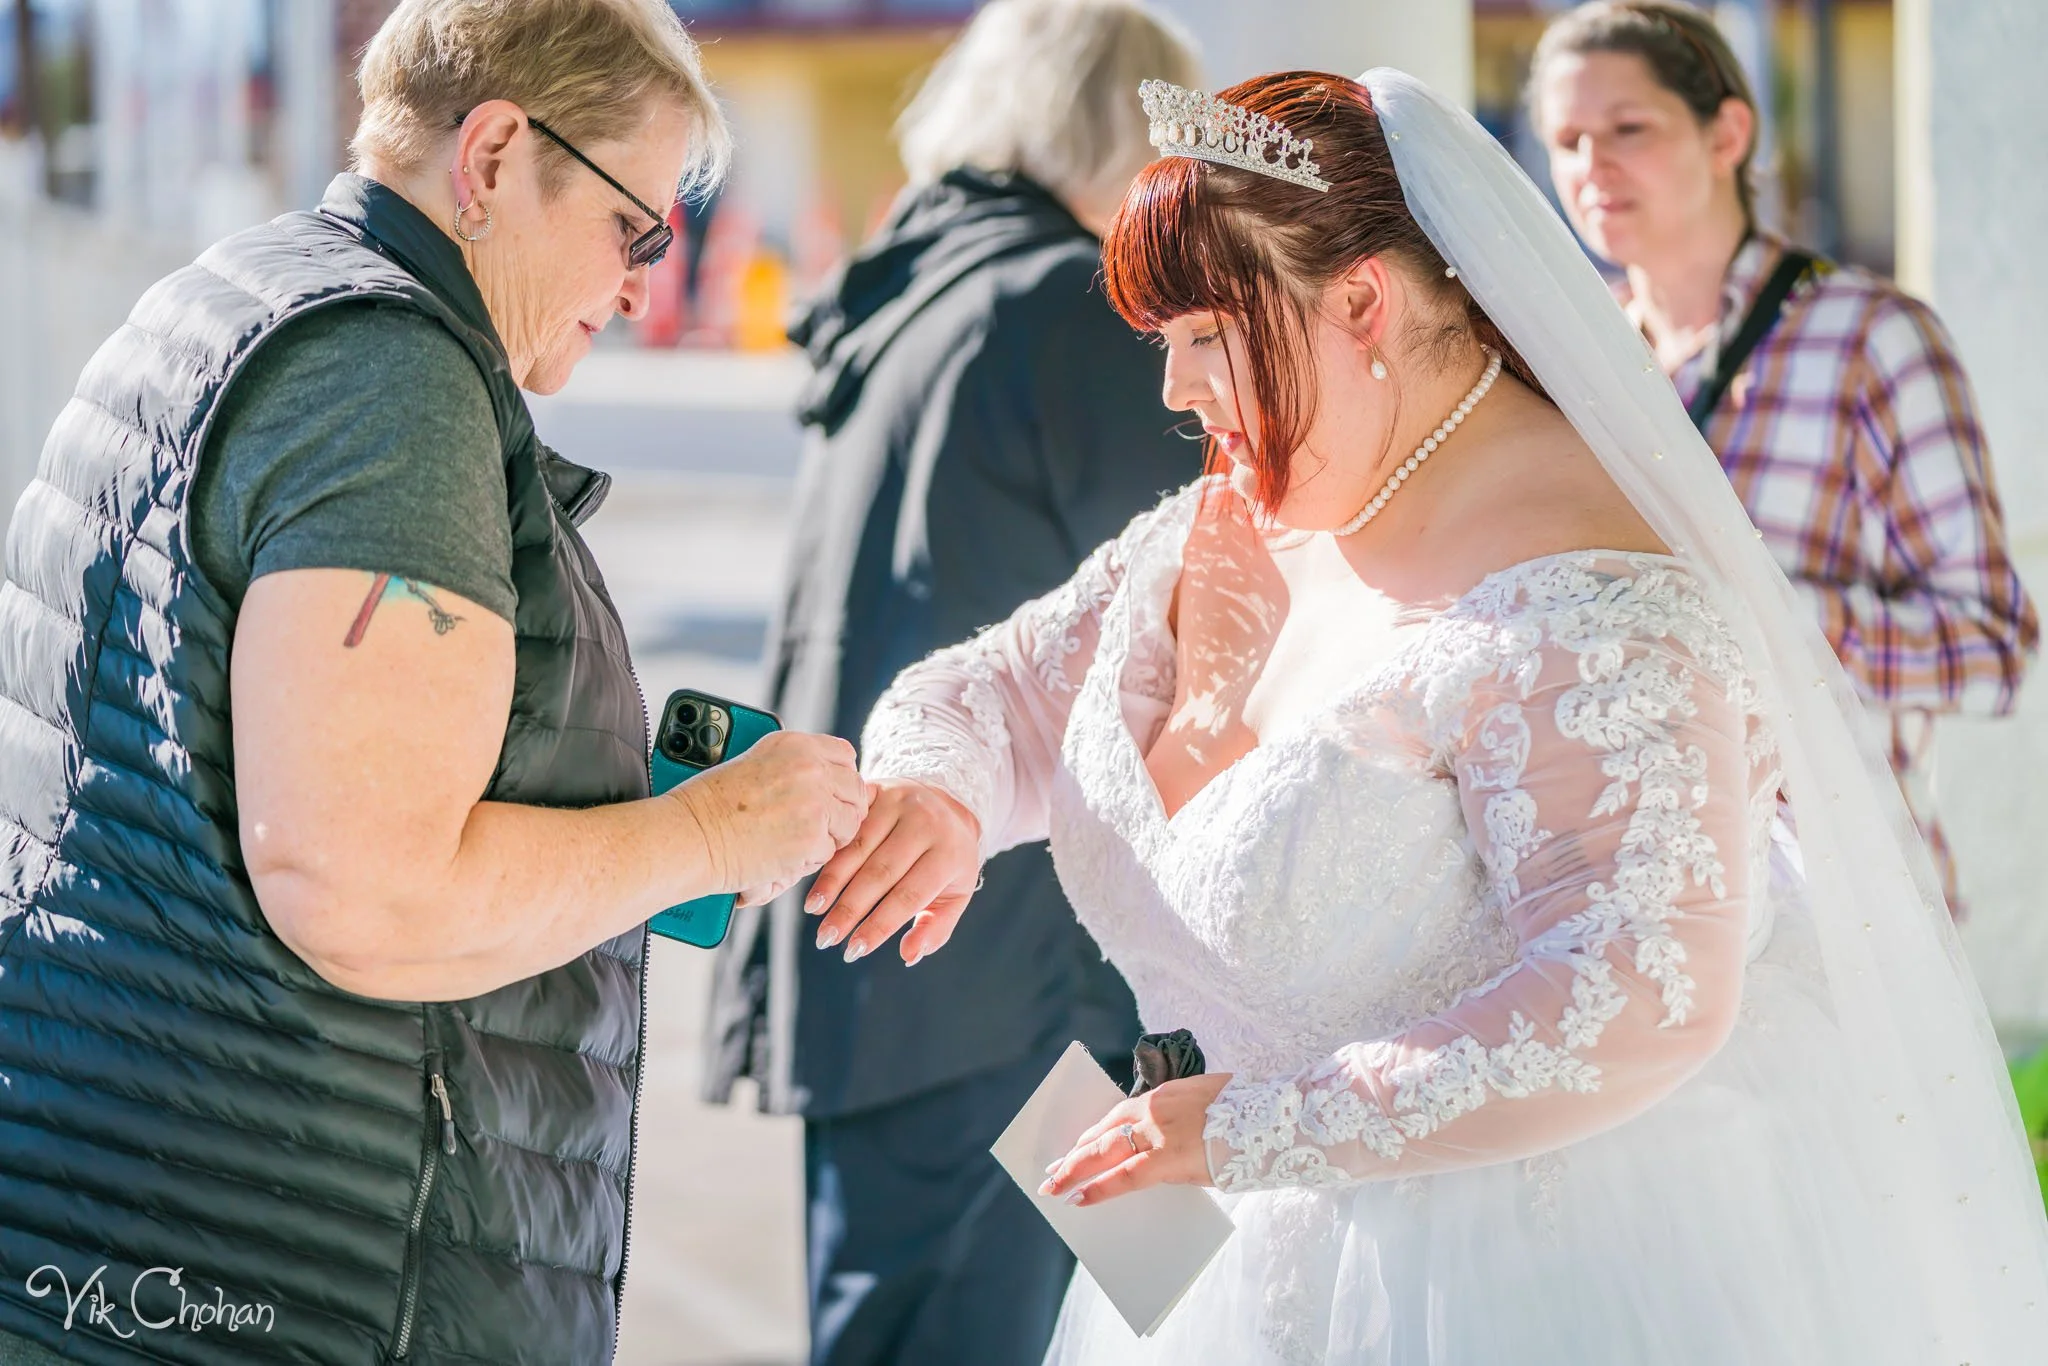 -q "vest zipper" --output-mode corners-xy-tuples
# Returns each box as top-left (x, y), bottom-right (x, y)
(613, 951), (650, 1353)
(431, 1073), (458, 1156)
(614, 662), (654, 1355)
(394, 1046), (451, 1360)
